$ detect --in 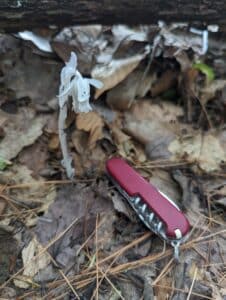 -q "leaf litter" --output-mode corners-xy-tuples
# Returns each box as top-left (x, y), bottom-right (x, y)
(0, 23), (225, 300)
